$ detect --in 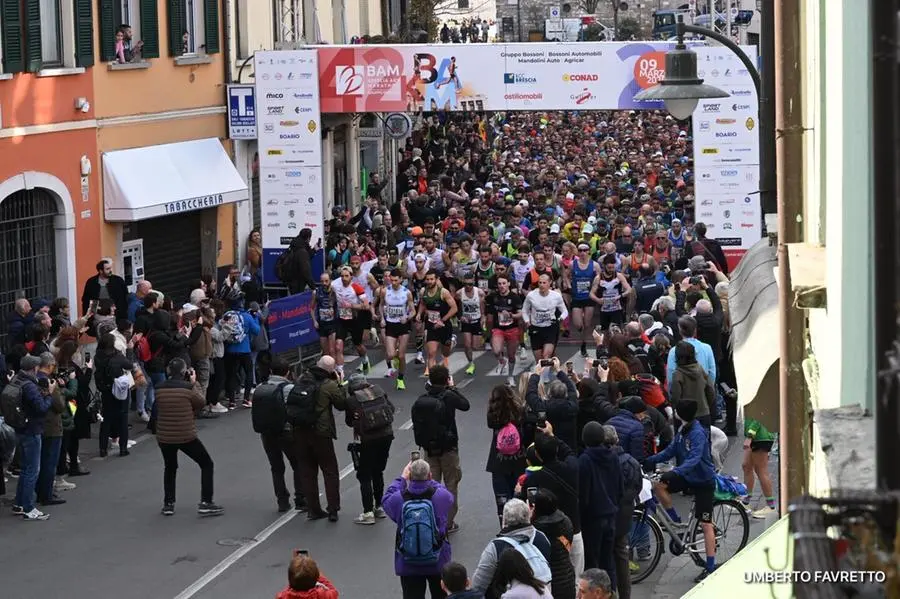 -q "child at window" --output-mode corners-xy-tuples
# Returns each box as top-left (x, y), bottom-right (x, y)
(115, 30), (126, 63)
